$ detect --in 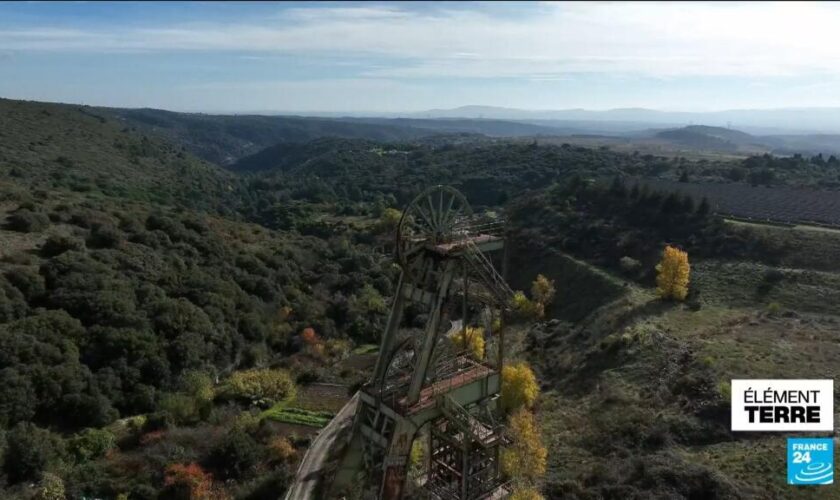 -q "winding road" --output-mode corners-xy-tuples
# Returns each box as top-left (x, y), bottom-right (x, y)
(284, 392), (359, 500)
